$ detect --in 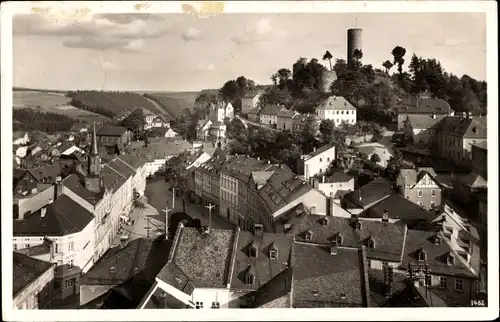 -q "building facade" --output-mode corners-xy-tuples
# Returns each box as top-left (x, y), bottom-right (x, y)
(396, 168), (442, 210)
(259, 104), (282, 128)
(471, 142), (487, 179)
(397, 96), (454, 131)
(297, 144), (336, 181)
(241, 90), (264, 114)
(315, 95), (357, 126)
